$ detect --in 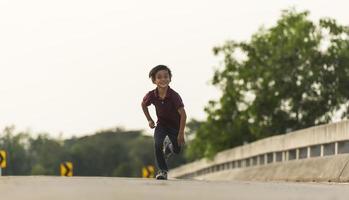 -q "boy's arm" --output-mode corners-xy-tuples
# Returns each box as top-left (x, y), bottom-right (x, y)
(177, 107), (187, 145)
(142, 104), (155, 128)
